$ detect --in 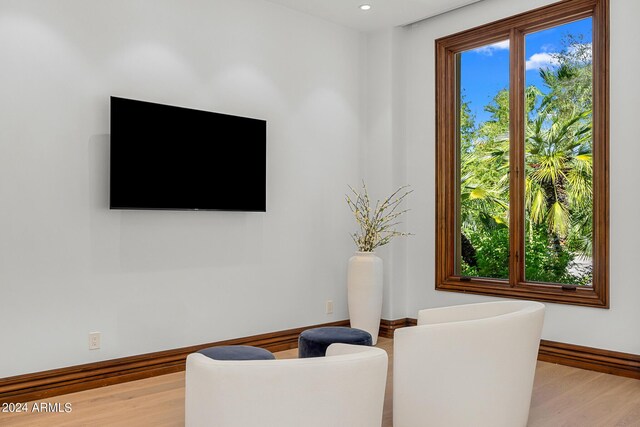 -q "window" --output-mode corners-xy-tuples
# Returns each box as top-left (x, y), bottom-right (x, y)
(435, 0), (609, 307)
